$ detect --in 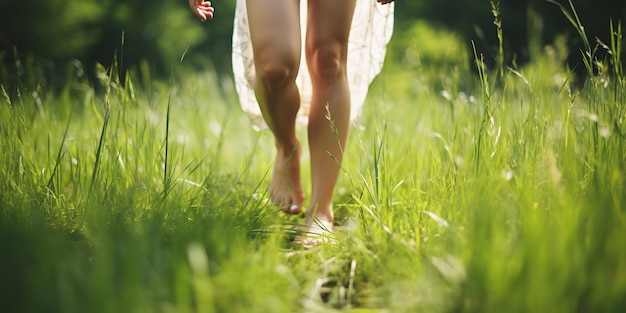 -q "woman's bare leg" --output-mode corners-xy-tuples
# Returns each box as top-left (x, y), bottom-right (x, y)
(246, 0), (304, 213)
(304, 0), (356, 231)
